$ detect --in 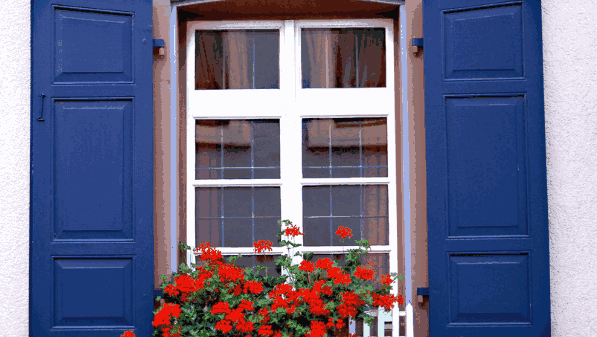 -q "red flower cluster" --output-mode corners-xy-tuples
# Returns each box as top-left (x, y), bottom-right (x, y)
(372, 293), (404, 311)
(211, 299), (259, 334)
(335, 226), (353, 239)
(194, 242), (224, 265)
(120, 331), (135, 337)
(315, 258), (334, 270)
(164, 272), (213, 302)
(305, 320), (327, 337)
(253, 240), (273, 253)
(381, 273), (393, 286)
(355, 266), (374, 281)
(162, 326), (181, 337)
(326, 317), (345, 330)
(327, 266), (351, 286)
(244, 280), (264, 294)
(299, 260), (315, 273)
(152, 303), (182, 327)
(153, 222), (404, 337)
(284, 223), (304, 237)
